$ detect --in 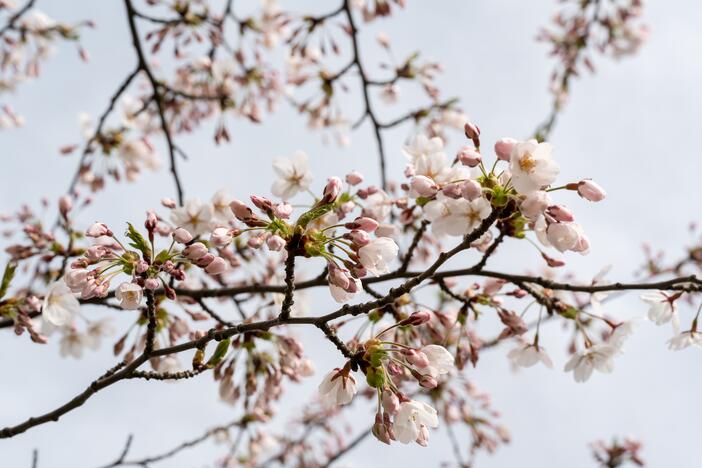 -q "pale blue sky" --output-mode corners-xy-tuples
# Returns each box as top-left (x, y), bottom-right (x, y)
(2, 1), (702, 467)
